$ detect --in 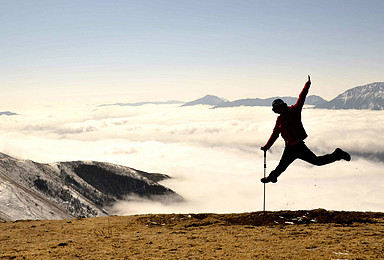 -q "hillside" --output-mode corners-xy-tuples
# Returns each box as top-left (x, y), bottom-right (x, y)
(1, 209), (383, 259)
(0, 153), (181, 221)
